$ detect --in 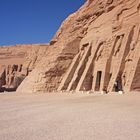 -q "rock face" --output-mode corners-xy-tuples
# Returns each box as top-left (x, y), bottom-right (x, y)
(14, 0), (140, 93)
(0, 44), (49, 91)
(0, 45), (29, 91)
(0, 45), (29, 68)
